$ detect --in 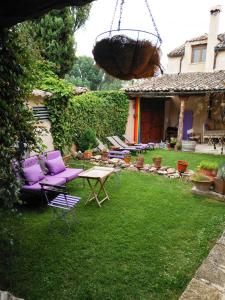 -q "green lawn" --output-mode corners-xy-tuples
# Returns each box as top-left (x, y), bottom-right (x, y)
(1, 150), (225, 300)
